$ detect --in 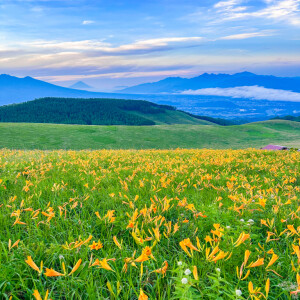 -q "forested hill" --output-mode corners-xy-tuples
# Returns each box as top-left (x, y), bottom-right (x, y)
(0, 97), (221, 126)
